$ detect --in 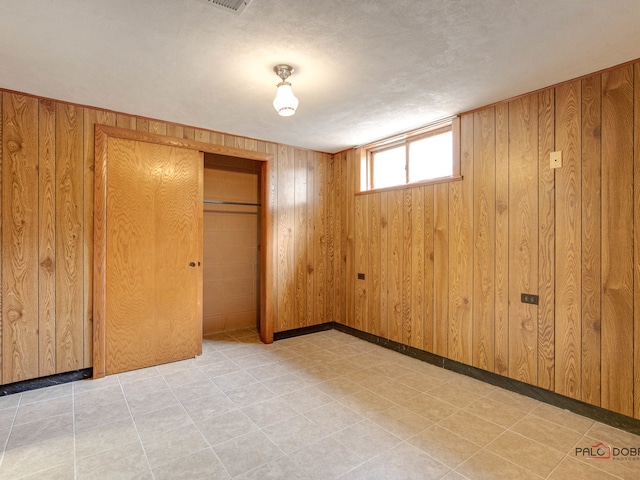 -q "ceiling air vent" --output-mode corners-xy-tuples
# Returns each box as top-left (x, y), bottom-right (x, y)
(195, 0), (252, 15)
